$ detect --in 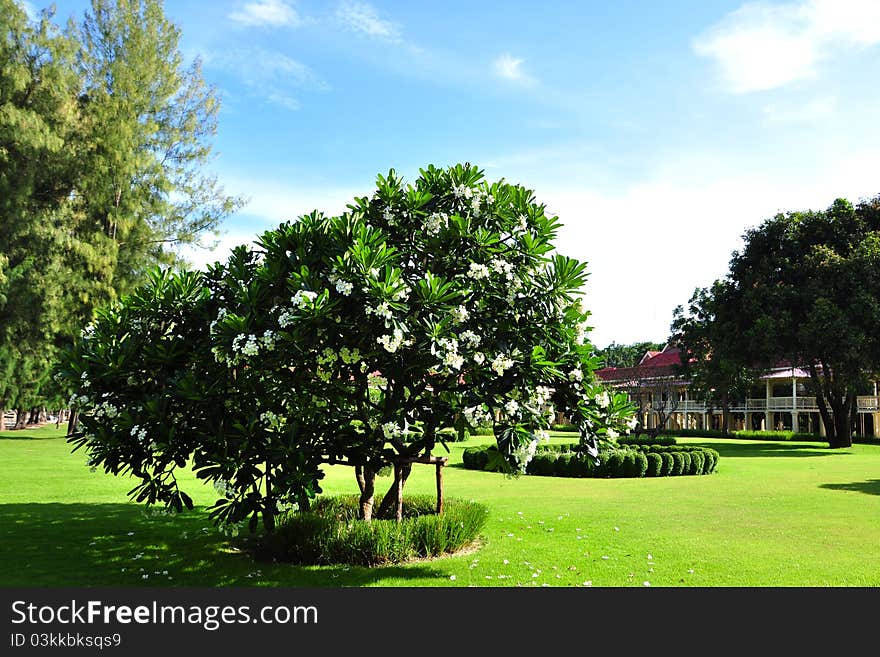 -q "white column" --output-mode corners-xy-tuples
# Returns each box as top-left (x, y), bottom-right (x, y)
(745, 411), (751, 432)
(791, 377), (799, 433)
(765, 379), (773, 432)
